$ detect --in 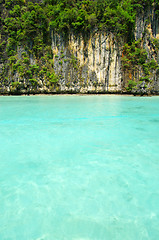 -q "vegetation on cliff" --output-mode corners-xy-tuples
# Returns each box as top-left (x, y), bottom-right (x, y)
(122, 39), (159, 93)
(0, 0), (159, 94)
